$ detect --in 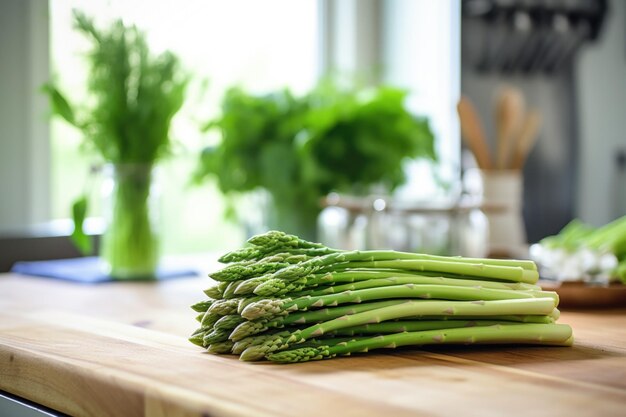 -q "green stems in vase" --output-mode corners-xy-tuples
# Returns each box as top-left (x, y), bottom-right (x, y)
(43, 11), (188, 279)
(266, 195), (321, 242)
(101, 163), (160, 279)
